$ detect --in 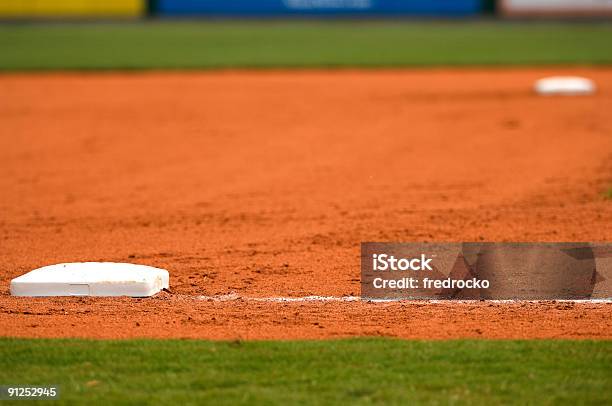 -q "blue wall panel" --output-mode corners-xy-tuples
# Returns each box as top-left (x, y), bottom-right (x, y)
(157, 0), (482, 17)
